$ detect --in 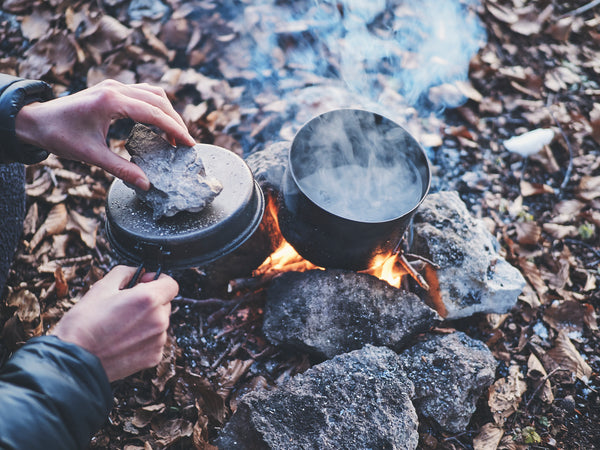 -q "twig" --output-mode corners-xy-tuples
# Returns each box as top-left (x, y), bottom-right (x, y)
(172, 296), (230, 308)
(398, 252), (430, 291)
(403, 252), (441, 269)
(558, 0), (600, 19)
(547, 104), (573, 195)
(525, 367), (563, 408)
